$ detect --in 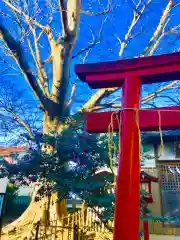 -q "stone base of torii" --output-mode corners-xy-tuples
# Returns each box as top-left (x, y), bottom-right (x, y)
(75, 52), (180, 240)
